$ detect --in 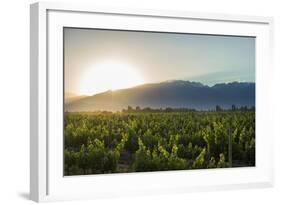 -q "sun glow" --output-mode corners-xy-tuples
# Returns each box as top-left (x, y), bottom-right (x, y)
(77, 61), (145, 95)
